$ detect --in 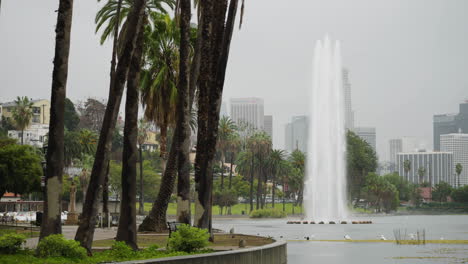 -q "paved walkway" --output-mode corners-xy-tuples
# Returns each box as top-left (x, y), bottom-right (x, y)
(26, 225), (117, 248)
